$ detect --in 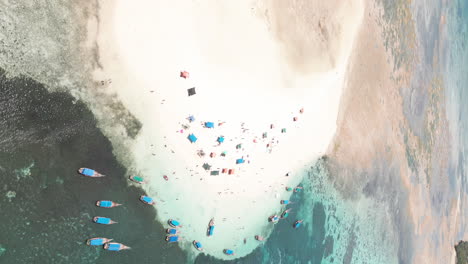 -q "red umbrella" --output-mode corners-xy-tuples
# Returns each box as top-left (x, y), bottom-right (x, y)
(180, 71), (190, 79)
